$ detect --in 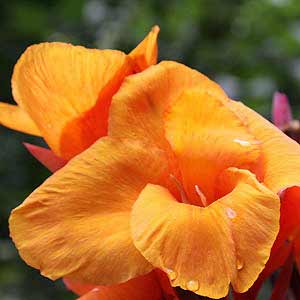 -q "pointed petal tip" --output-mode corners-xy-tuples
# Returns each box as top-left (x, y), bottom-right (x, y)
(23, 142), (67, 172)
(151, 25), (160, 33)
